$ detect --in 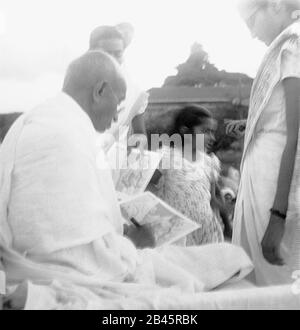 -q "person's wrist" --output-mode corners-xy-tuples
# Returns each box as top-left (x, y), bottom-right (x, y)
(270, 208), (287, 222)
